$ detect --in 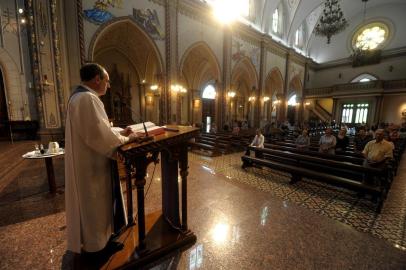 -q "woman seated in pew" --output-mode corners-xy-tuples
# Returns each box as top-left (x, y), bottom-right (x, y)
(250, 129), (264, 158)
(335, 128), (349, 151)
(319, 128), (336, 154)
(295, 129), (310, 151)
